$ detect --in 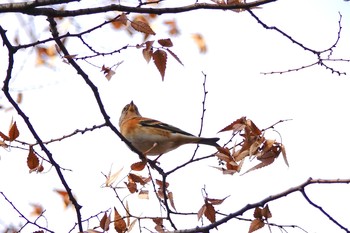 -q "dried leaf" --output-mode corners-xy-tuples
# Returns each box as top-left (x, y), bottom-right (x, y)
(0, 140), (8, 148)
(192, 33), (207, 53)
(142, 48), (153, 63)
(248, 218), (264, 233)
(114, 207), (127, 233)
(218, 117), (247, 133)
(100, 212), (110, 231)
(281, 143), (289, 167)
(27, 146), (39, 170)
(166, 48), (184, 66)
(54, 189), (71, 208)
(152, 49), (167, 81)
(131, 20), (155, 35)
(101, 65), (115, 81)
(0, 131), (9, 141)
(163, 19), (179, 35)
(168, 191), (176, 211)
(129, 173), (148, 185)
(8, 121), (19, 141)
(158, 38), (173, 47)
(197, 204), (206, 220)
(138, 189), (149, 199)
(262, 205), (272, 218)
(204, 203), (216, 223)
(16, 92), (23, 104)
(206, 196), (229, 205)
(30, 203), (43, 216)
(242, 157), (275, 175)
(156, 179), (169, 189)
(125, 181), (137, 193)
(130, 161), (147, 171)
(105, 167), (123, 187)
(119, 13), (128, 25)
